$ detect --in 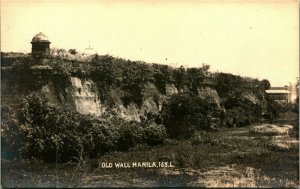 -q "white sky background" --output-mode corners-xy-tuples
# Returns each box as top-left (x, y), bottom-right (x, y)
(1, 0), (298, 86)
